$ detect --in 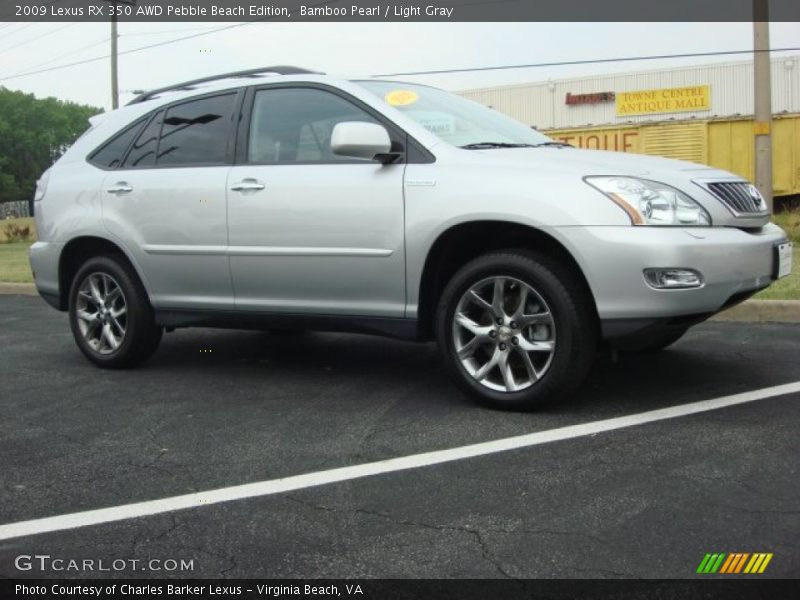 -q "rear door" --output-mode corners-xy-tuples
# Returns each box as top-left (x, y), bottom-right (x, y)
(101, 91), (241, 310)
